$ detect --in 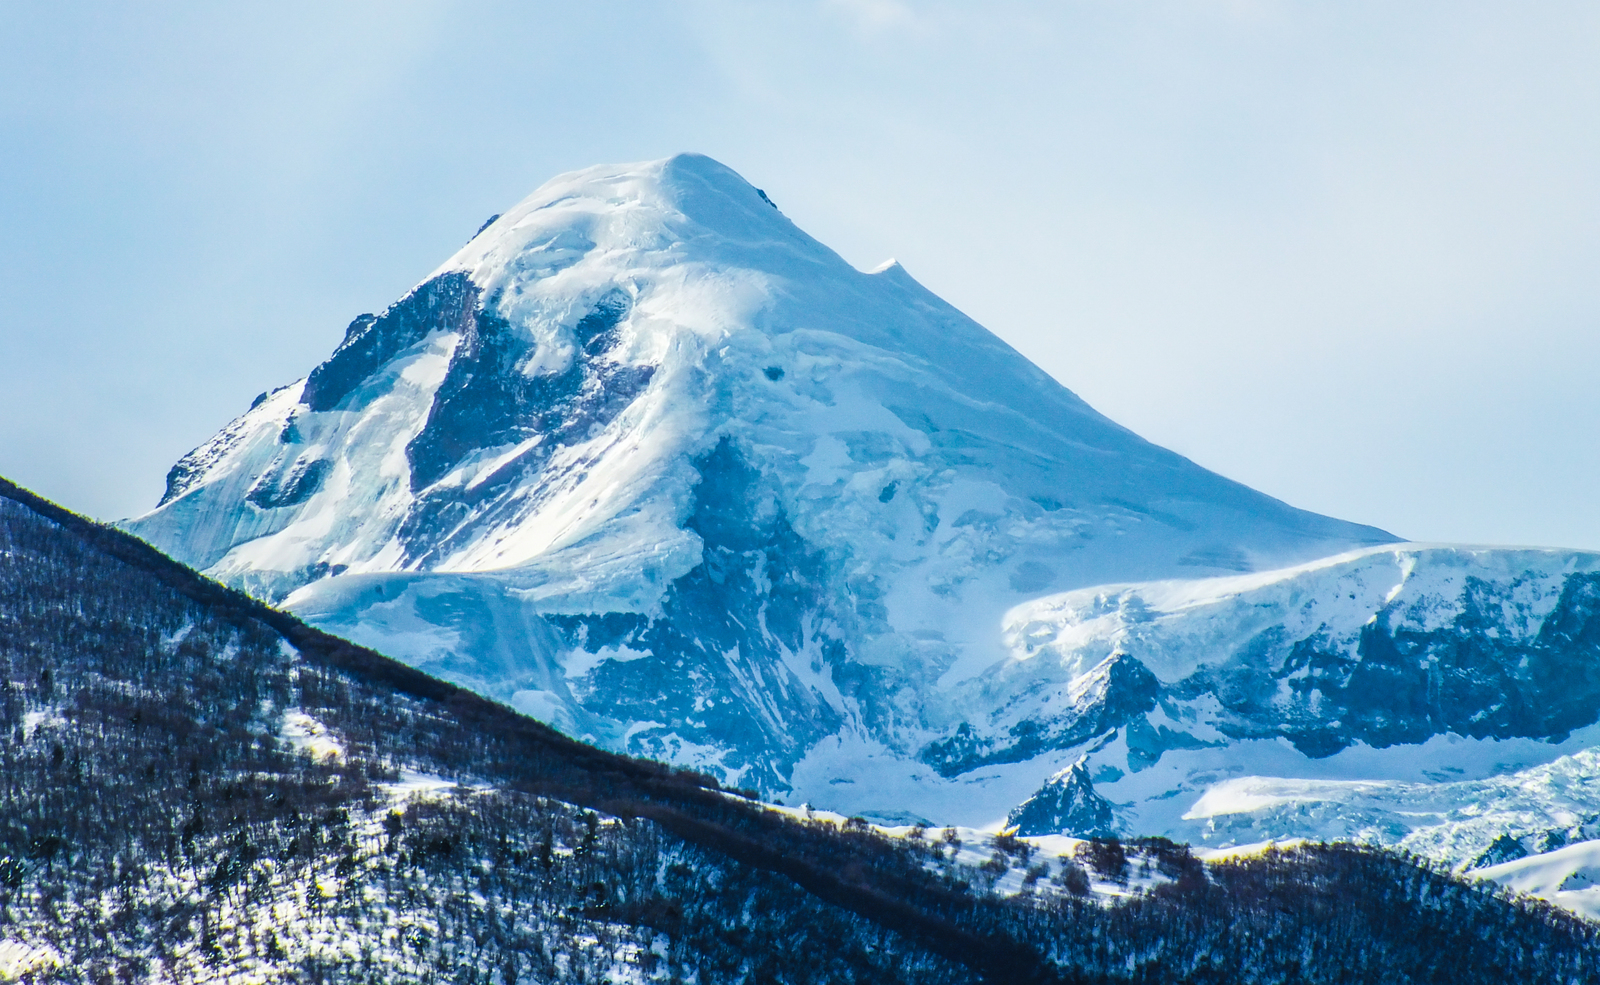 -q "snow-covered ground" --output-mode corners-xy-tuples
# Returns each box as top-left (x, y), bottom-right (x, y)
(769, 804), (1178, 906)
(1474, 840), (1600, 921)
(279, 709), (346, 761)
(0, 940), (61, 979)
